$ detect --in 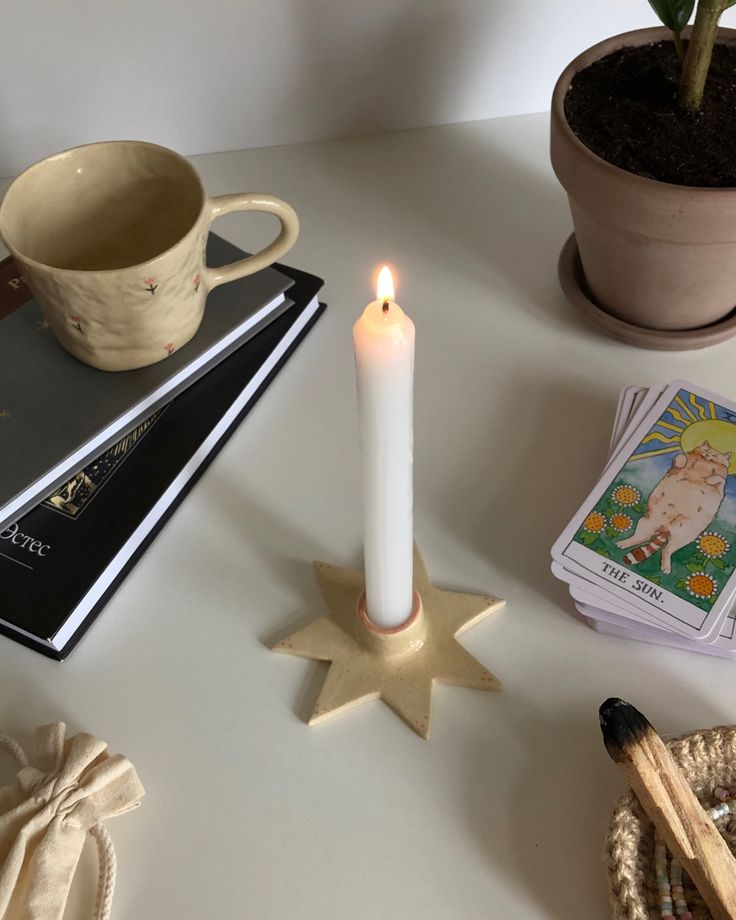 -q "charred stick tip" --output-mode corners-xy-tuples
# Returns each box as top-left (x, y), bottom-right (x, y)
(599, 698), (653, 762)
